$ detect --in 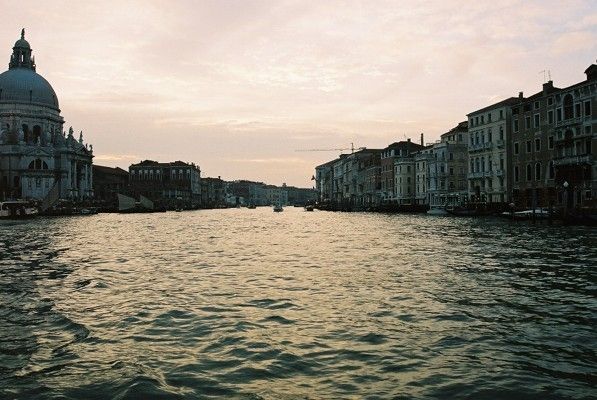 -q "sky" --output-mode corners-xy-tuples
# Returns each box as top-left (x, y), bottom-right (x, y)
(0, 0), (595, 187)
